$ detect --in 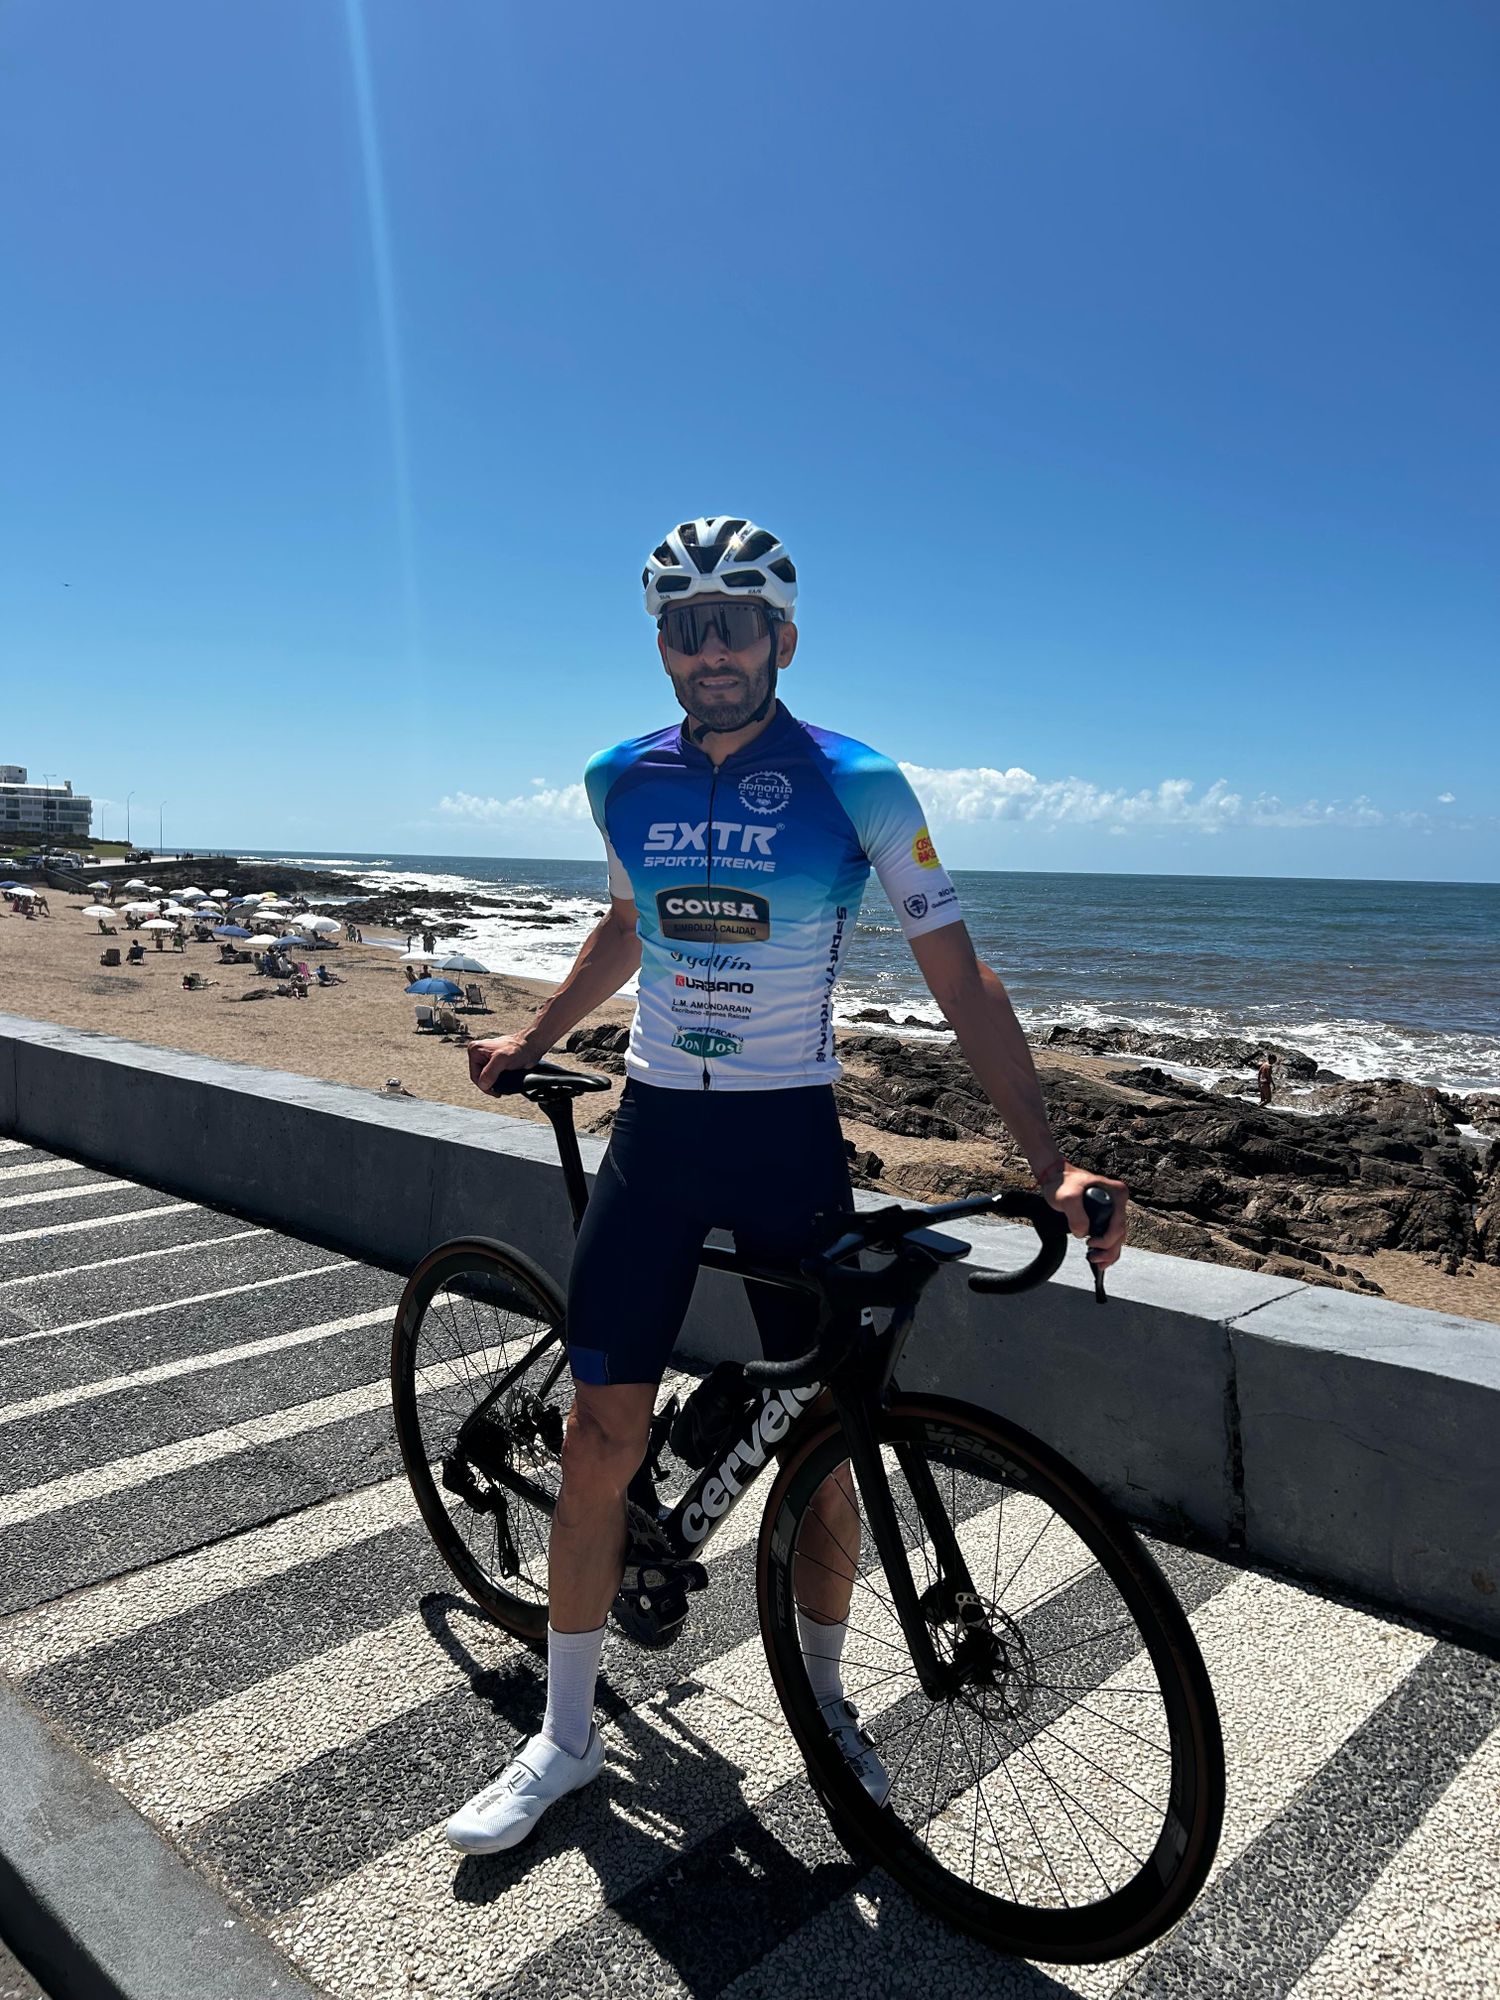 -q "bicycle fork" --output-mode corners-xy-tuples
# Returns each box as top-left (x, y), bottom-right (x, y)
(831, 1385), (984, 1702)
